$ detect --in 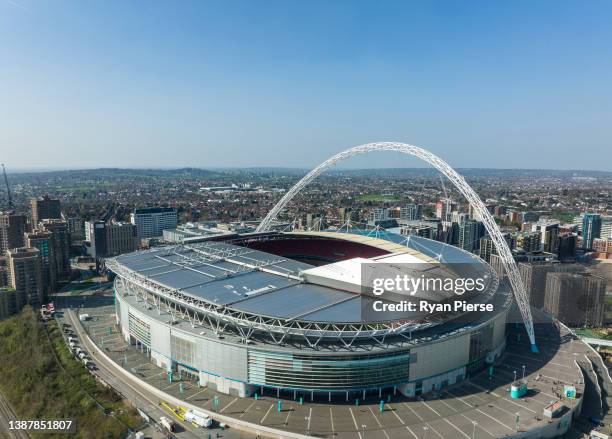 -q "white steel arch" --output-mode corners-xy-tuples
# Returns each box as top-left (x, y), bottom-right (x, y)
(257, 142), (538, 351)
